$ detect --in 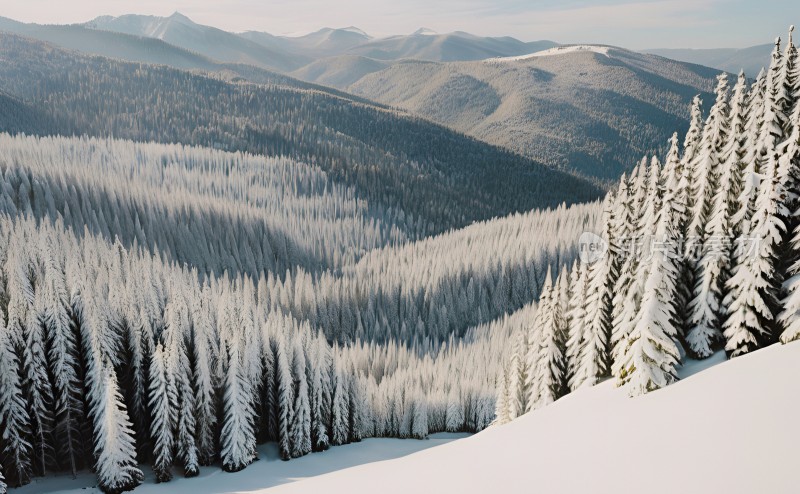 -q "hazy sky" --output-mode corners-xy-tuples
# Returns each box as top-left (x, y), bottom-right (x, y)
(0, 0), (796, 49)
